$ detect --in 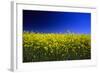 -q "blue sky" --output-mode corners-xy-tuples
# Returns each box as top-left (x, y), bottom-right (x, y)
(23, 10), (91, 34)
